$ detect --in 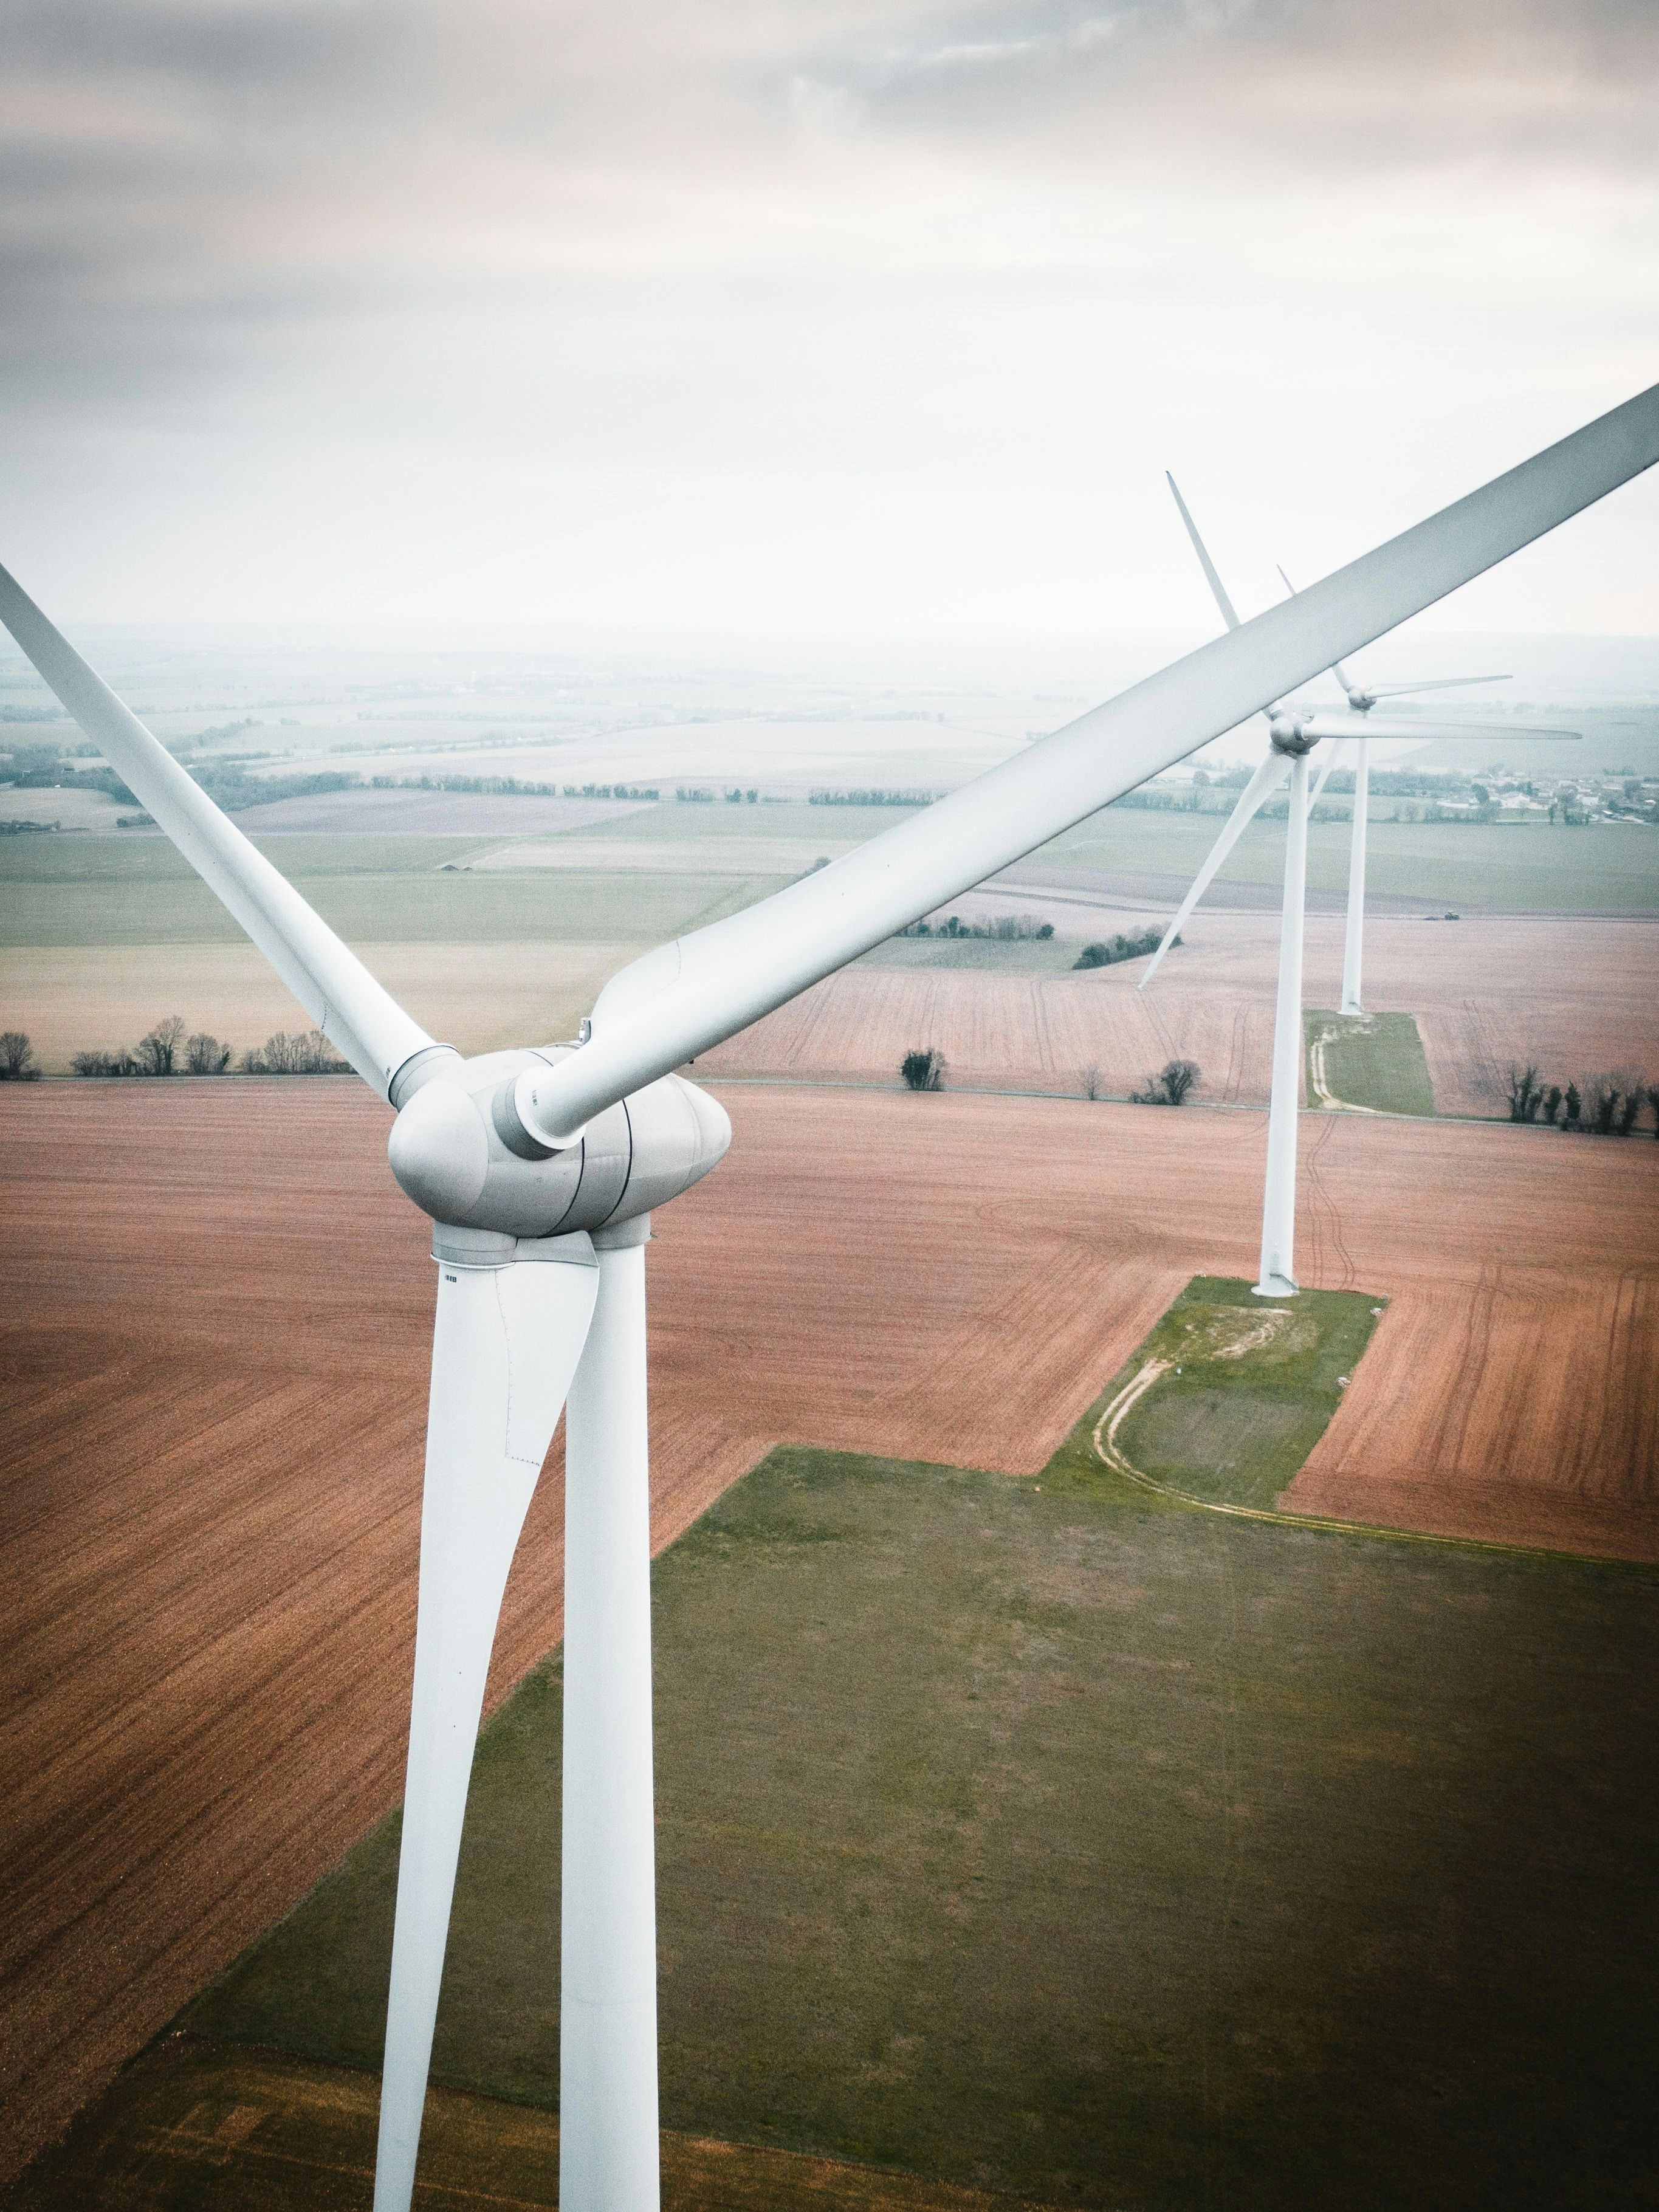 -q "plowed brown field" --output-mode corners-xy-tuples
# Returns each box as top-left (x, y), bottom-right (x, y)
(703, 914), (1659, 1115)
(1, 1079), (1655, 2182)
